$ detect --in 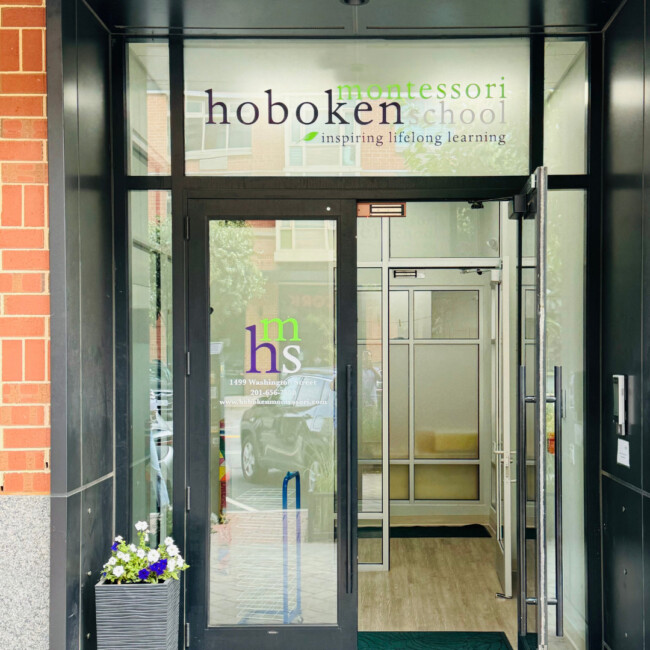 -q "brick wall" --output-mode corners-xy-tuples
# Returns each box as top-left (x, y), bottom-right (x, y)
(0, 0), (50, 495)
